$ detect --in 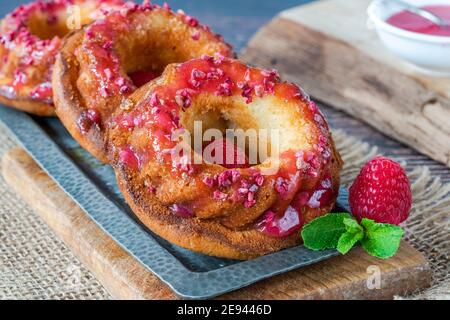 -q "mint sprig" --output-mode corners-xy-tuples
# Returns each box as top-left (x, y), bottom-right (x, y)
(337, 218), (364, 254)
(360, 218), (404, 259)
(301, 213), (404, 259)
(301, 213), (351, 250)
